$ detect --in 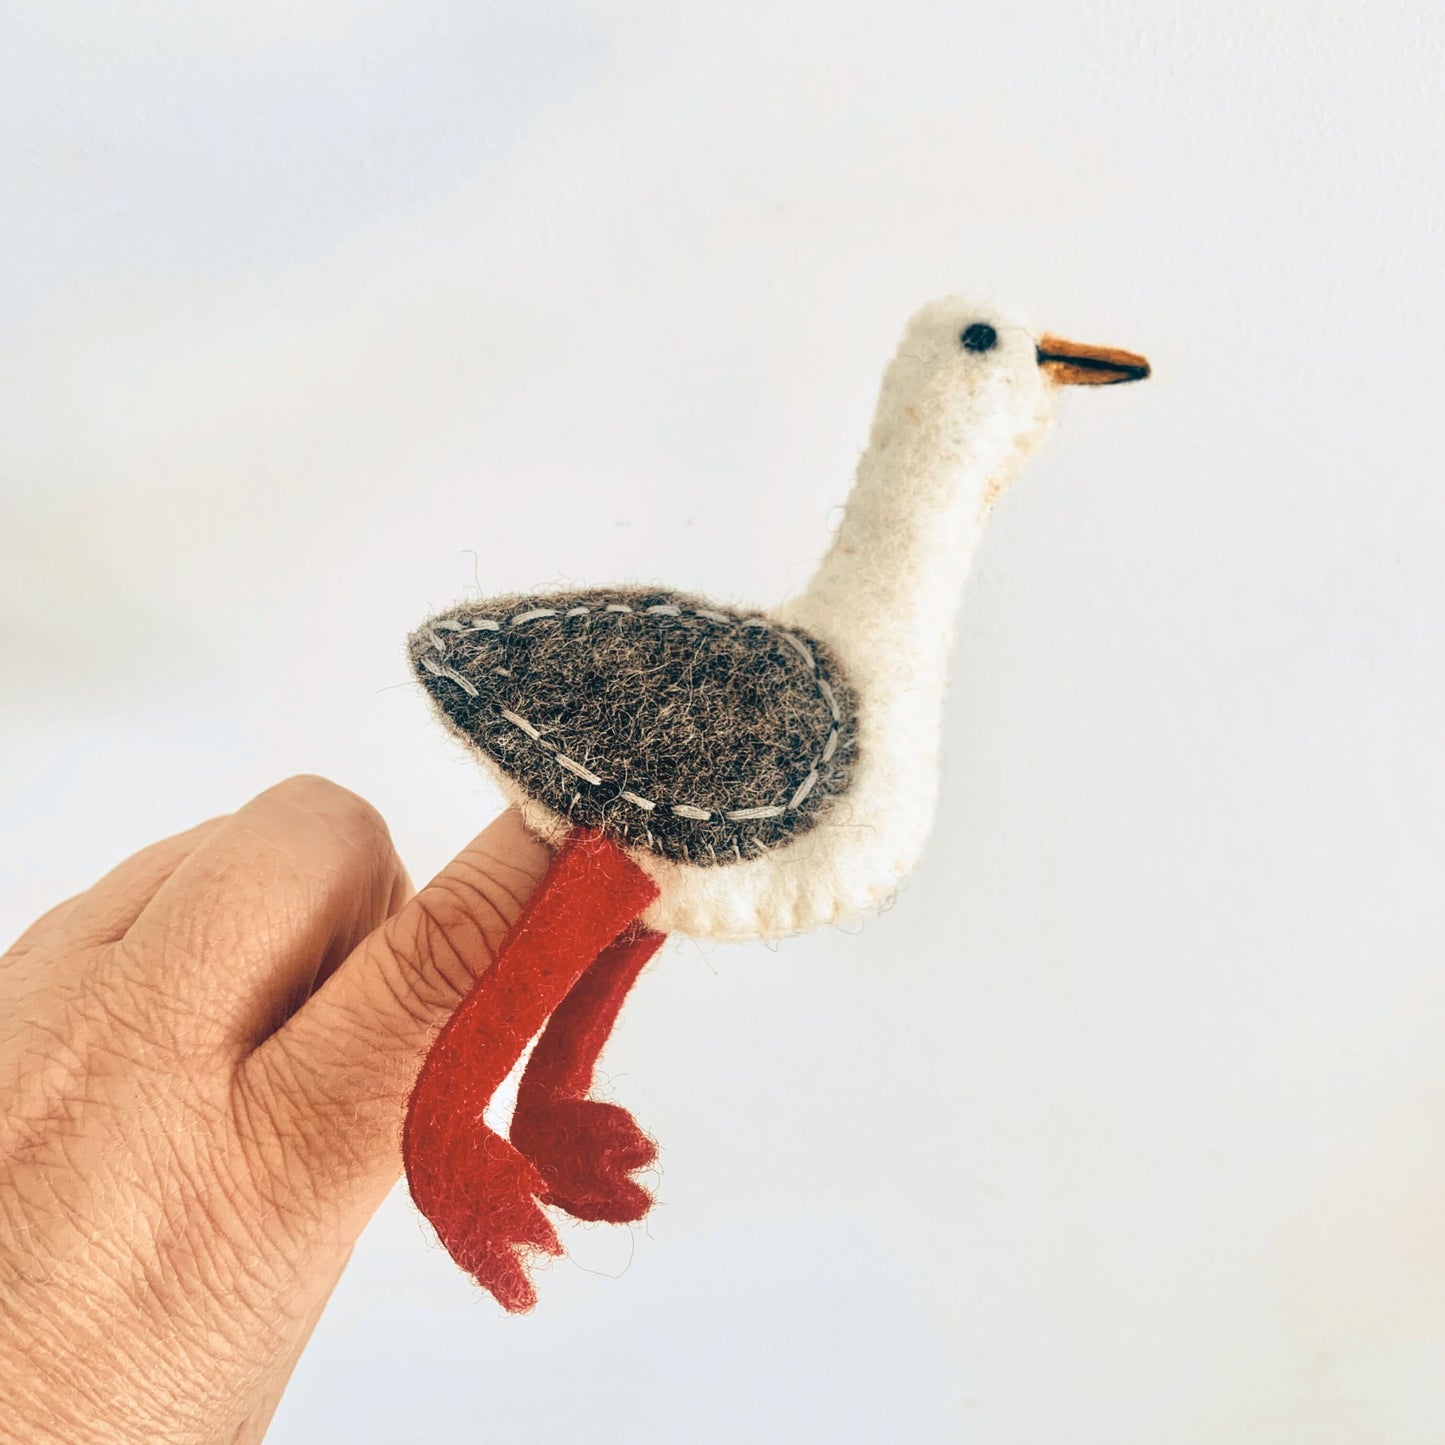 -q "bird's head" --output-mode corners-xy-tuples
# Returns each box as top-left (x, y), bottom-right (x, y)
(869, 293), (1149, 487)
